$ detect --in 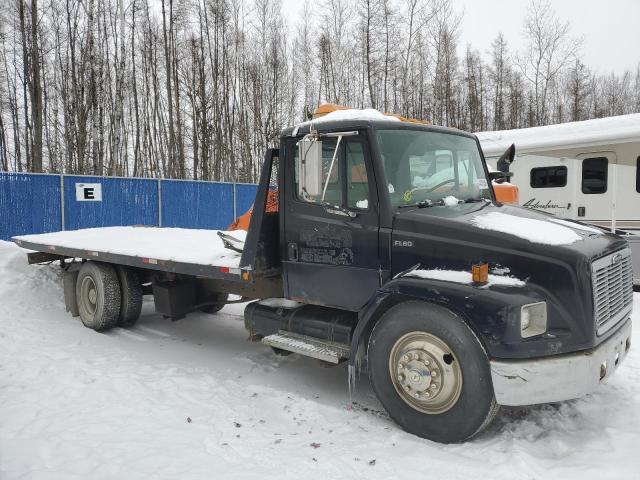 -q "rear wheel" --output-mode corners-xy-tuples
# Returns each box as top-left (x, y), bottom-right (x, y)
(368, 301), (498, 443)
(198, 292), (229, 314)
(116, 266), (143, 327)
(76, 262), (121, 332)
